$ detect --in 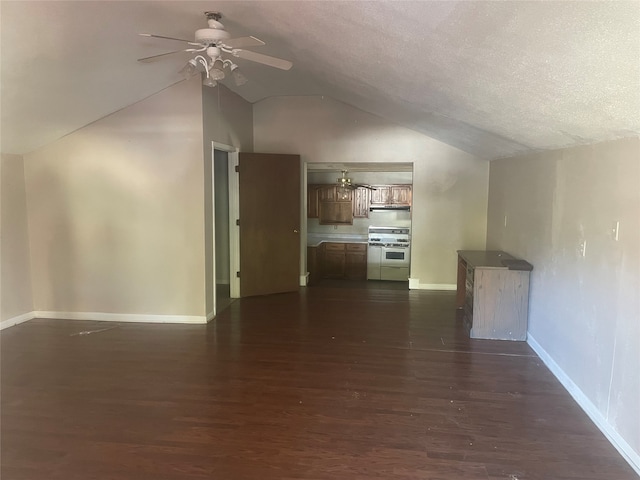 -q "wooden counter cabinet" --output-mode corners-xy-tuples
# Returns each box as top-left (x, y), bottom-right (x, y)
(345, 243), (367, 280)
(323, 242), (346, 278)
(311, 242), (368, 281)
(456, 250), (532, 341)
